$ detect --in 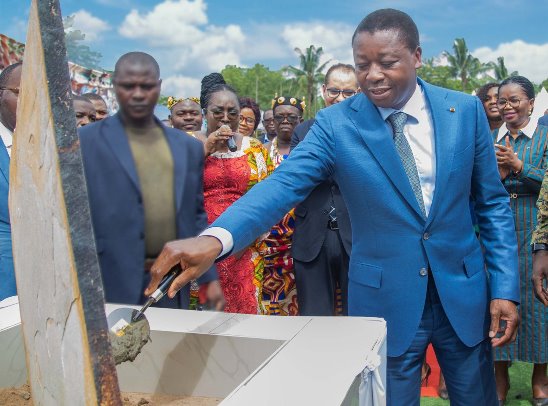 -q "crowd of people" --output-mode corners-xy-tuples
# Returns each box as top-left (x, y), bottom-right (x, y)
(0, 7), (547, 406)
